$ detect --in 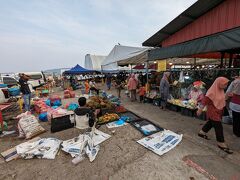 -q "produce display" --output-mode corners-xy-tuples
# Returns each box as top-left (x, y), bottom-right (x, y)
(87, 96), (114, 109)
(168, 99), (198, 109)
(98, 113), (120, 124)
(115, 106), (127, 113)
